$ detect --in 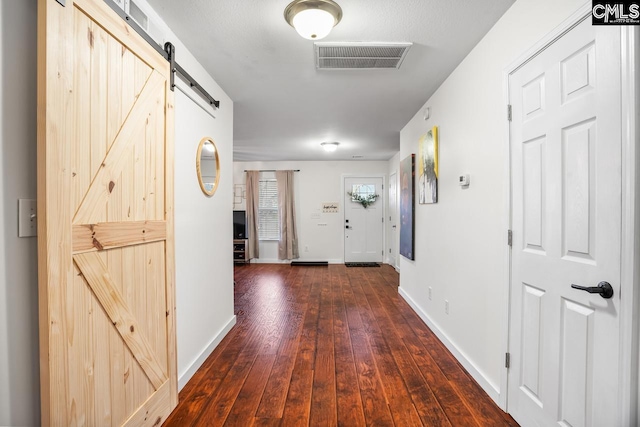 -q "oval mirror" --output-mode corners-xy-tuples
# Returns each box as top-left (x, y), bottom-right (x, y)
(196, 138), (220, 197)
